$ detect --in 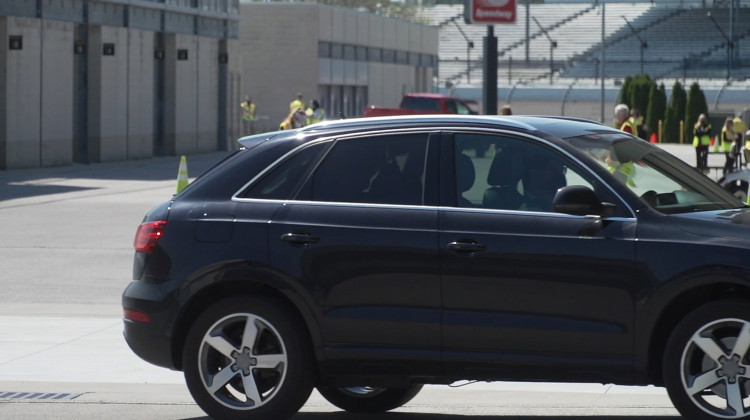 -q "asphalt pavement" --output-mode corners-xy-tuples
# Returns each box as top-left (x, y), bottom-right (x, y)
(0, 145), (694, 419)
